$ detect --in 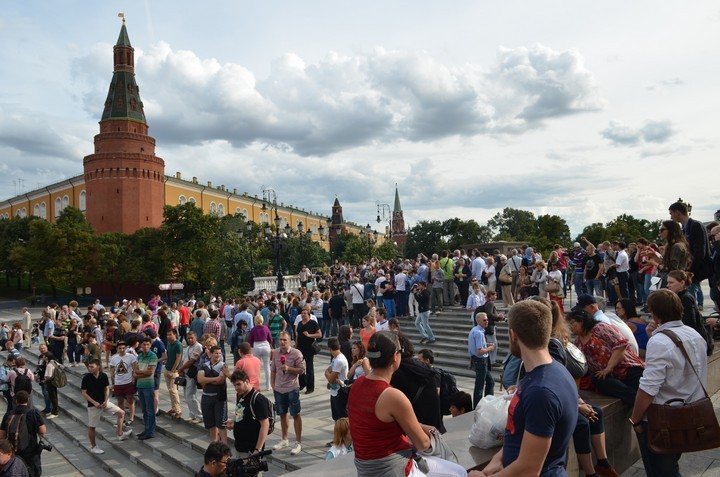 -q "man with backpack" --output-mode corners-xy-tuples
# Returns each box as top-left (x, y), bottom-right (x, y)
(227, 370), (272, 455)
(0, 391), (46, 477)
(6, 359), (34, 407)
